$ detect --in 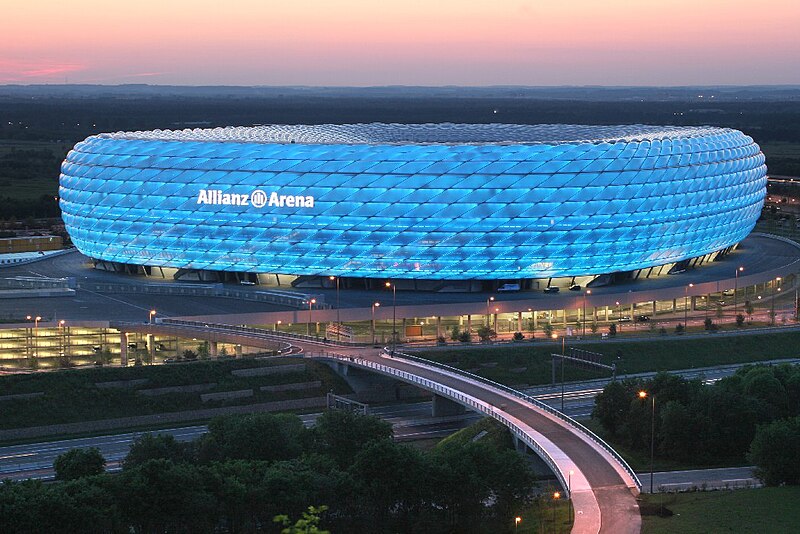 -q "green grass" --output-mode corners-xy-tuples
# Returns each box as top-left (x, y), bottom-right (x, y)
(0, 357), (351, 430)
(413, 331), (800, 387)
(761, 142), (800, 176)
(640, 487), (800, 534)
(436, 416), (515, 451)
